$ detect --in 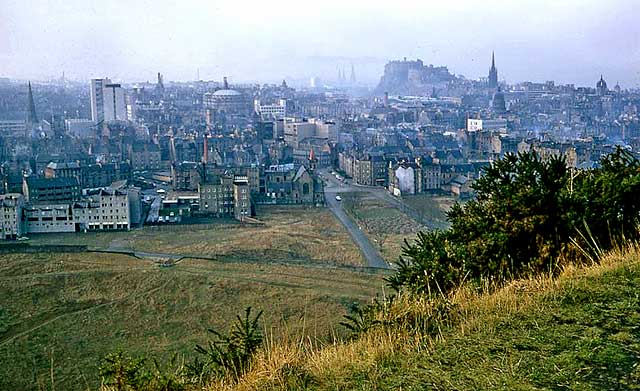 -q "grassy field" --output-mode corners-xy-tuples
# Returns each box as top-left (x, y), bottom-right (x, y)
(210, 245), (640, 391)
(0, 251), (386, 391)
(342, 192), (428, 262)
(27, 206), (365, 266)
(401, 194), (456, 230)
